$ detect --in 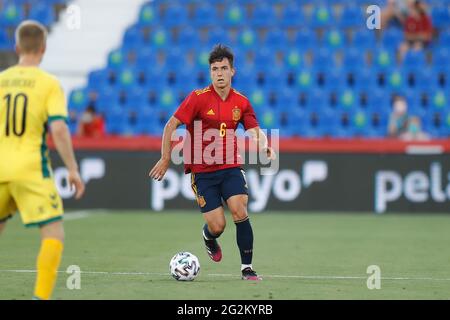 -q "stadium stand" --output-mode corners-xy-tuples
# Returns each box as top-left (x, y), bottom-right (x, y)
(1, 0), (449, 138)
